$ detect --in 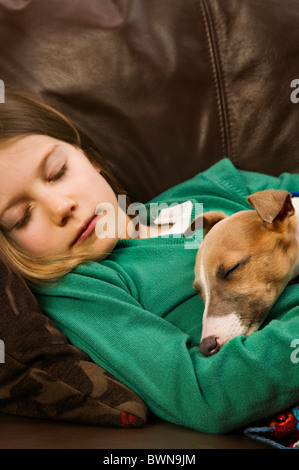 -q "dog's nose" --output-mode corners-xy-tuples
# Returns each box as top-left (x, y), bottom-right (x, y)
(199, 336), (220, 356)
